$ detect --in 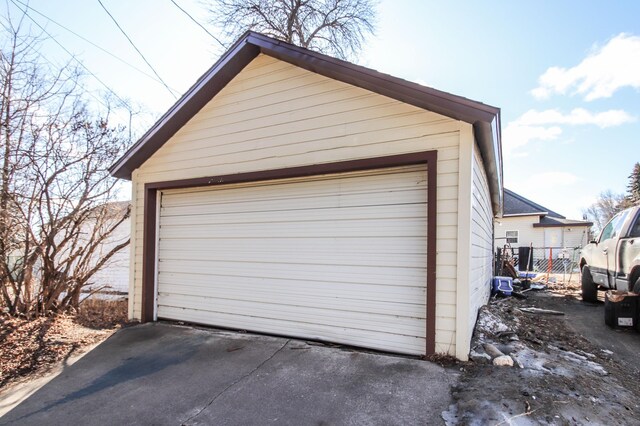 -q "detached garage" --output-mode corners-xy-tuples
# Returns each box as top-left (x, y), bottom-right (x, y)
(110, 32), (503, 360)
